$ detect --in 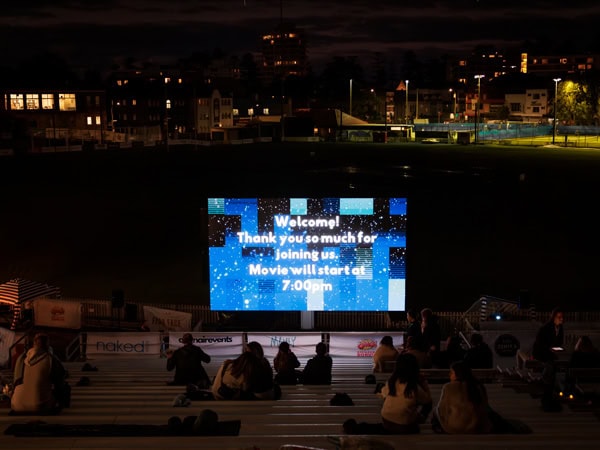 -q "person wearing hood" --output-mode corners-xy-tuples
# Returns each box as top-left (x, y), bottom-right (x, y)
(11, 333), (66, 414)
